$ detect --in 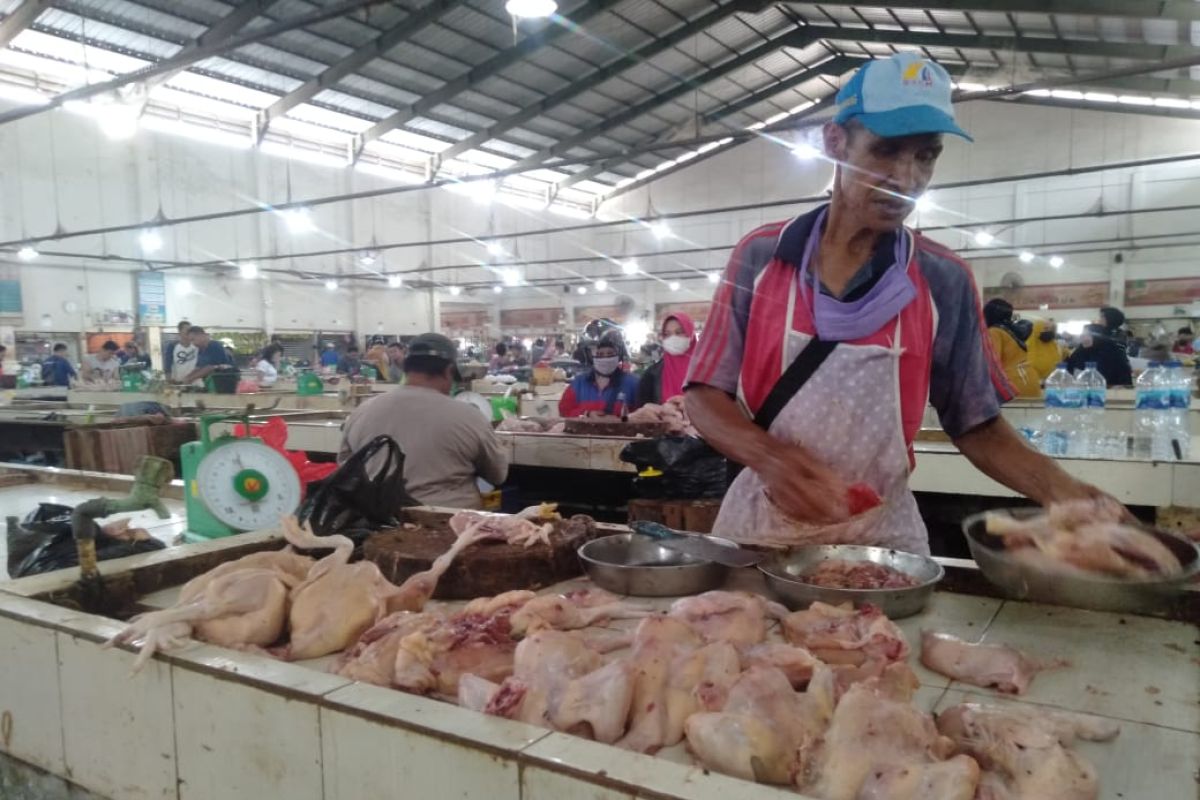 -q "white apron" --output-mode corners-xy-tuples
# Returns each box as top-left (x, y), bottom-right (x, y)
(711, 238), (929, 555)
